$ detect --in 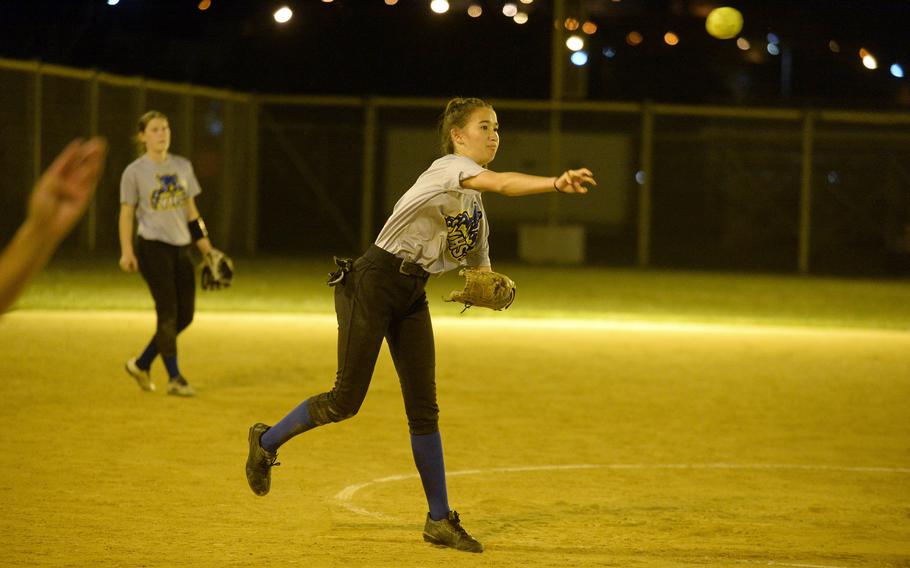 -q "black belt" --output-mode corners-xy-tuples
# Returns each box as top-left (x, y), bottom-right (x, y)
(365, 245), (430, 279)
